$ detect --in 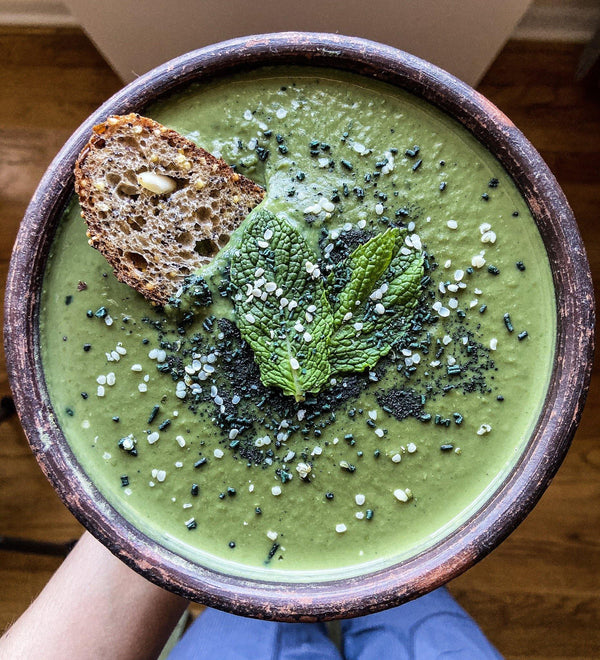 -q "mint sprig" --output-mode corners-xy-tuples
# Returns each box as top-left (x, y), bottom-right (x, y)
(230, 210), (423, 400)
(332, 228), (398, 328)
(329, 247), (423, 373)
(230, 209), (332, 401)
